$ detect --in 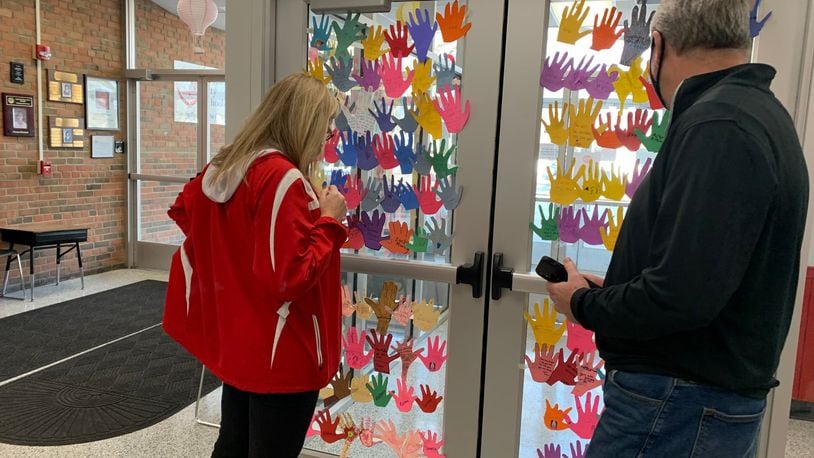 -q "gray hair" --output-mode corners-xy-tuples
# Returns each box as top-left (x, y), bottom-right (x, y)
(652, 0), (752, 54)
